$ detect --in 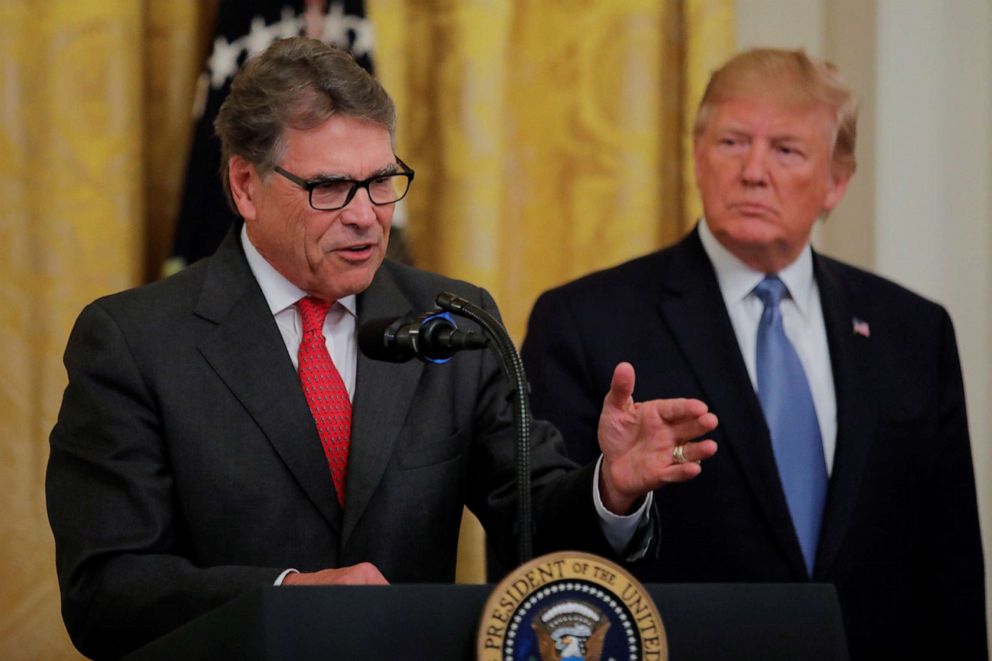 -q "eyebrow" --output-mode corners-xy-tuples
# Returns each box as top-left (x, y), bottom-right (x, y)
(307, 163), (401, 182)
(716, 126), (811, 144)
